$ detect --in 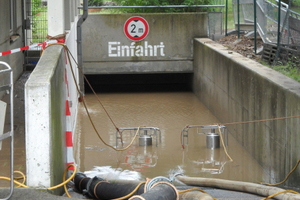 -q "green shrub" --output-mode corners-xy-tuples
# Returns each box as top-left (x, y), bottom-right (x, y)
(271, 57), (300, 82)
(32, 0), (43, 16)
(88, 0), (104, 6)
